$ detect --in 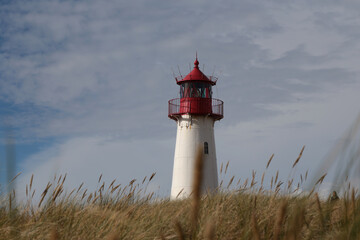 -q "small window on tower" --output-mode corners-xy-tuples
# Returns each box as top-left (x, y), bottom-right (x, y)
(204, 142), (209, 154)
